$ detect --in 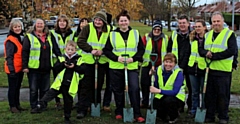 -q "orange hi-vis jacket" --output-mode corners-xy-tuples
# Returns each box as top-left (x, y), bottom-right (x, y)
(4, 35), (22, 74)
